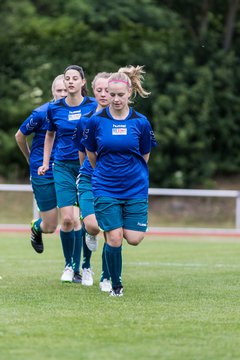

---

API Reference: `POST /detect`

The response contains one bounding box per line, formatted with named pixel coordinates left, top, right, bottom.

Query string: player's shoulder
left=87, top=108, right=109, bottom=126
left=31, top=101, right=50, bottom=119
left=78, top=110, right=96, bottom=128
left=83, top=109, right=95, bottom=119
left=46, top=99, right=67, bottom=120
left=48, top=98, right=64, bottom=109
left=129, top=108, right=148, bottom=123
left=82, top=97, right=98, bottom=114
left=83, top=96, right=97, bottom=107
left=33, top=101, right=50, bottom=113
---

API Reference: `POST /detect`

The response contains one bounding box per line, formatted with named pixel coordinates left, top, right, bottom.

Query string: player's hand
left=38, top=165, right=49, bottom=175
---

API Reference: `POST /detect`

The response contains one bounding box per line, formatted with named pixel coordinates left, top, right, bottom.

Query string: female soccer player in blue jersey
left=75, top=72, right=112, bottom=290
left=82, top=65, right=157, bottom=296
left=15, top=74, right=67, bottom=253
left=38, top=65, right=97, bottom=283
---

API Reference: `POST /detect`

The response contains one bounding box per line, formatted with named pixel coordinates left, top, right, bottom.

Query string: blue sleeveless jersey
left=20, top=102, right=55, bottom=178
left=82, top=107, right=157, bottom=199
left=47, top=97, right=97, bottom=161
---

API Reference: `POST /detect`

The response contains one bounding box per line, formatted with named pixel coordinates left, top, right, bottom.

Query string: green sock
left=72, top=229, right=83, bottom=273
left=100, top=243, right=110, bottom=282
left=105, top=244, right=122, bottom=288
left=60, top=229, right=74, bottom=267
left=82, top=229, right=92, bottom=269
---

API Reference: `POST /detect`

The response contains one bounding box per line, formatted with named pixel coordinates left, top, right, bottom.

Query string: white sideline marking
left=127, top=261, right=240, bottom=268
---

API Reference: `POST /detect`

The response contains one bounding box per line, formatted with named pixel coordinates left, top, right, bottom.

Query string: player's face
left=64, top=69, right=86, bottom=95
left=93, top=78, right=110, bottom=108
left=108, top=82, right=131, bottom=111
left=52, top=79, right=67, bottom=100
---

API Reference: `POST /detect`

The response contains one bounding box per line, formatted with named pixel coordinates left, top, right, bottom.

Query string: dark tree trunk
left=199, top=0, right=213, bottom=40
left=223, top=0, right=239, bottom=51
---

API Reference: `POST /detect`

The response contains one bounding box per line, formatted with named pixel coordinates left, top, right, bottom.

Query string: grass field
left=1, top=232, right=240, bottom=360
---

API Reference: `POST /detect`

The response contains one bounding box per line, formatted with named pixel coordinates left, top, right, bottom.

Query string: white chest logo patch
left=112, top=128, right=127, bottom=135
left=68, top=111, right=81, bottom=121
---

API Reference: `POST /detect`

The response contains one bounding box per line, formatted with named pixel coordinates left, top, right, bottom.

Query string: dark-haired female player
left=38, top=65, right=97, bottom=283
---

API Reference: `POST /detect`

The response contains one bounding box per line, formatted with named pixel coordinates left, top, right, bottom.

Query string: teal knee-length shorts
left=31, top=176, right=57, bottom=212
left=53, top=160, right=79, bottom=208
left=94, top=197, right=148, bottom=232
left=77, top=174, right=94, bottom=219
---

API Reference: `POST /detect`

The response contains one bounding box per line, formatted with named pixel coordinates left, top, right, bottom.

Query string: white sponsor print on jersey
left=112, top=127, right=127, bottom=135
left=68, top=110, right=81, bottom=121
left=112, top=123, right=127, bottom=135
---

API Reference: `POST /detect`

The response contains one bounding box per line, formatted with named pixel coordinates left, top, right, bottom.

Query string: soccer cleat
left=72, top=271, right=82, bottom=283
left=30, top=220, right=43, bottom=253
left=85, top=233, right=98, bottom=252
left=82, top=268, right=94, bottom=286
left=99, top=279, right=112, bottom=292
left=60, top=266, right=74, bottom=282
left=109, top=286, right=124, bottom=297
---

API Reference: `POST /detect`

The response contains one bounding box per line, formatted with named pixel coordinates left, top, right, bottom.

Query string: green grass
left=1, top=233, right=240, bottom=360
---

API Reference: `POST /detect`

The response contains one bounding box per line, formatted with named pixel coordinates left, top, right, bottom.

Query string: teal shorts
left=31, top=176, right=57, bottom=212
left=94, top=197, right=148, bottom=232
left=53, top=160, right=80, bottom=208
left=77, top=174, right=94, bottom=219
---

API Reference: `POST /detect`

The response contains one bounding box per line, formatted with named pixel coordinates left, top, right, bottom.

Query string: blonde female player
left=82, top=66, right=157, bottom=296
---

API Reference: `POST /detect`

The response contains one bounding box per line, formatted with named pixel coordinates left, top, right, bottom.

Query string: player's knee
left=62, top=216, right=74, bottom=229
left=43, top=223, right=57, bottom=233
left=127, top=239, right=140, bottom=246
left=107, top=233, right=122, bottom=247
left=126, top=235, right=144, bottom=246
left=84, top=222, right=99, bottom=236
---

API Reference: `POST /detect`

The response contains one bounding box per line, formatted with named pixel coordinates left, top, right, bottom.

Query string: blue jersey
left=20, top=102, right=55, bottom=178
left=82, top=107, right=157, bottom=199
left=47, top=97, right=97, bottom=161
left=73, top=110, right=95, bottom=177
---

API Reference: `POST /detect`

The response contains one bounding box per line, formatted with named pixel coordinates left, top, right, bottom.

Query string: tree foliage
left=0, top=0, right=240, bottom=187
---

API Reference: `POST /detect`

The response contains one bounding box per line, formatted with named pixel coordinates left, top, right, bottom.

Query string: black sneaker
left=109, top=286, right=124, bottom=297
left=72, top=272, right=82, bottom=283
left=31, top=221, right=44, bottom=253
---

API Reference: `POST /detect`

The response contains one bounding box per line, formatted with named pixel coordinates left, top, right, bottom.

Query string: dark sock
left=60, top=229, right=74, bottom=267
left=82, top=228, right=92, bottom=269
left=100, top=243, right=110, bottom=281
left=105, top=244, right=122, bottom=288
left=33, top=218, right=42, bottom=233
left=72, top=229, right=83, bottom=273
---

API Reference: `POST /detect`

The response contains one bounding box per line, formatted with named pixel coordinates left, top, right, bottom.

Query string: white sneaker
left=99, top=279, right=112, bottom=292
left=60, top=266, right=73, bottom=282
left=85, top=233, right=98, bottom=252
left=82, top=268, right=94, bottom=286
